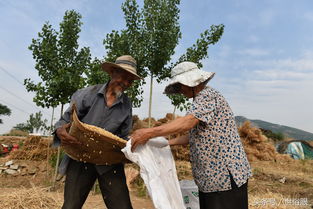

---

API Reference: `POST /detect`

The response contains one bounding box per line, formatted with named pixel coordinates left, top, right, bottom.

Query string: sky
left=0, top=0, right=313, bottom=134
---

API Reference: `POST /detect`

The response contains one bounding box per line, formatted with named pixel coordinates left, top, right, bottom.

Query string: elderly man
left=130, top=62, right=251, bottom=209
left=54, top=55, right=140, bottom=209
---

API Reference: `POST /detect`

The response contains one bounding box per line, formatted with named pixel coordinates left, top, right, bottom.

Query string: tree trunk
left=53, top=104, right=64, bottom=188
left=46, top=107, right=55, bottom=181
left=148, top=73, right=153, bottom=128
left=172, top=105, right=177, bottom=120
left=168, top=106, right=177, bottom=141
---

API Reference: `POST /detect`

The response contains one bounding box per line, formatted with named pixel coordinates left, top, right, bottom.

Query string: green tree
left=85, top=58, right=110, bottom=86
left=0, top=104, right=11, bottom=124
left=103, top=0, right=224, bottom=125
left=26, top=10, right=91, bottom=186
left=166, top=25, right=225, bottom=113
left=168, top=94, right=191, bottom=117
left=14, top=111, right=48, bottom=133
left=25, top=10, right=91, bottom=111
left=104, top=0, right=181, bottom=126
left=27, top=111, right=48, bottom=133
left=13, top=123, right=31, bottom=132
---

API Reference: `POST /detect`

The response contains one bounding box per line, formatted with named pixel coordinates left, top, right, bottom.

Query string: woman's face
left=180, top=84, right=193, bottom=98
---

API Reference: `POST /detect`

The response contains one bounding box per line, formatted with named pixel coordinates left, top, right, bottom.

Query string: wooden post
left=46, top=107, right=55, bottom=182
left=148, top=73, right=153, bottom=128
left=53, top=104, right=64, bottom=188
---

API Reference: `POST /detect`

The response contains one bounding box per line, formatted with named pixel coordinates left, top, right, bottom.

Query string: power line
left=0, top=99, right=30, bottom=115
left=0, top=65, right=52, bottom=118
left=0, top=84, right=40, bottom=110
left=0, top=85, right=53, bottom=118
left=0, top=66, right=24, bottom=86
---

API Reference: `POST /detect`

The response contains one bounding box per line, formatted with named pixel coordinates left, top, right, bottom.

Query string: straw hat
left=164, top=61, right=215, bottom=95
left=101, top=55, right=141, bottom=80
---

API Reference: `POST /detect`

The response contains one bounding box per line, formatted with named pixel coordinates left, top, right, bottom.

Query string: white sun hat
left=164, top=61, right=215, bottom=94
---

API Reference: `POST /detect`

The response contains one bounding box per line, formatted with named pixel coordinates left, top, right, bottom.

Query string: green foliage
left=177, top=25, right=225, bottom=67
left=49, top=149, right=65, bottom=168
left=13, top=123, right=31, bottom=132
left=261, top=128, right=285, bottom=142
left=103, top=0, right=181, bottom=107
left=85, top=58, right=110, bottom=86
left=13, top=111, right=48, bottom=133
left=0, top=103, right=11, bottom=124
left=26, top=10, right=91, bottom=108
left=104, top=0, right=224, bottom=111
left=132, top=174, right=148, bottom=197
left=168, top=94, right=191, bottom=112
left=163, top=25, right=225, bottom=111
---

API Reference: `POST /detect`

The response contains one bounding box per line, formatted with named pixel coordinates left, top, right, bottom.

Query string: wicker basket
left=62, top=104, right=128, bottom=165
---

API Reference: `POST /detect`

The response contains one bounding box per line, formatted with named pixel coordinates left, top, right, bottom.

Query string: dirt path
left=82, top=191, right=154, bottom=209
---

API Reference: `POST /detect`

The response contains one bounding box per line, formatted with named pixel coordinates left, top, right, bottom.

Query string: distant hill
left=235, top=116, right=313, bottom=141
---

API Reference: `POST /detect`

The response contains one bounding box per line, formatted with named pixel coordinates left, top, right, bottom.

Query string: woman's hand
left=130, top=128, right=152, bottom=152
left=169, top=135, right=189, bottom=146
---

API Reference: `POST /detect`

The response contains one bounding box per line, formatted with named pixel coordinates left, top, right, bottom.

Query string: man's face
left=110, top=68, right=135, bottom=93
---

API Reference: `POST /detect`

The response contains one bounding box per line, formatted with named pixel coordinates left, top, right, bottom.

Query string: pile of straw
left=0, top=187, right=61, bottom=209
left=175, top=160, right=193, bottom=180
left=171, top=145, right=190, bottom=161
left=132, top=113, right=175, bottom=132
left=9, top=136, right=54, bottom=161
left=239, top=121, right=278, bottom=161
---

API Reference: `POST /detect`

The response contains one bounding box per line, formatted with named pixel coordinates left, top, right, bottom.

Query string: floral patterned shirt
left=187, top=86, right=252, bottom=192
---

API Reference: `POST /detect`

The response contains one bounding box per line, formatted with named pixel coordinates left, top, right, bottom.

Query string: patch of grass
left=252, top=167, right=264, bottom=176
left=132, top=175, right=148, bottom=197
left=298, top=181, right=312, bottom=188
left=18, top=141, right=24, bottom=148
left=49, top=149, right=65, bottom=168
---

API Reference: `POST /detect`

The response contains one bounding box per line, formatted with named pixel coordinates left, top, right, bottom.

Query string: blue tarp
left=284, top=141, right=313, bottom=160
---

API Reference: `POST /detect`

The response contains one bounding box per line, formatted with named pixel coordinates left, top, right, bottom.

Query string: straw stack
left=9, top=136, right=54, bottom=161
left=239, top=121, right=278, bottom=161
left=0, top=187, right=61, bottom=209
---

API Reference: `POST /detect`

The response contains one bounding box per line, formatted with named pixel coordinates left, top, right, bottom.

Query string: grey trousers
left=62, top=160, right=133, bottom=209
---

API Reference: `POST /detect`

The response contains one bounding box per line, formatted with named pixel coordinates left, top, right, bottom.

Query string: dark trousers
left=199, top=176, right=248, bottom=209
left=62, top=160, right=133, bottom=209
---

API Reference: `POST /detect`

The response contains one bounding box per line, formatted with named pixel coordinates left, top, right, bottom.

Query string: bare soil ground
left=1, top=136, right=313, bottom=209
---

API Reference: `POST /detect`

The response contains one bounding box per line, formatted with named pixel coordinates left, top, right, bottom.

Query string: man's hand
left=56, top=123, right=81, bottom=146
left=130, top=128, right=153, bottom=152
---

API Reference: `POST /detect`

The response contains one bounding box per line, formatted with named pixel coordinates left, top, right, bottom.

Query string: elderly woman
left=130, top=62, right=251, bottom=209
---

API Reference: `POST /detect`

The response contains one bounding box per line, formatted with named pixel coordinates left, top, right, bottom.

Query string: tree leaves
left=103, top=0, right=181, bottom=108
left=165, top=24, right=225, bottom=111
left=103, top=1, right=224, bottom=112
left=13, top=111, right=48, bottom=133
left=0, top=103, right=11, bottom=124
left=26, top=10, right=91, bottom=108
left=178, top=24, right=225, bottom=68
